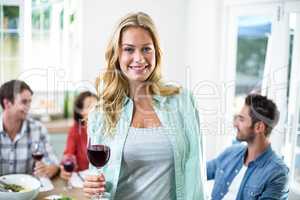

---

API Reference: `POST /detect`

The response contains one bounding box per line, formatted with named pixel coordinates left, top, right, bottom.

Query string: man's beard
left=236, top=129, right=255, bottom=143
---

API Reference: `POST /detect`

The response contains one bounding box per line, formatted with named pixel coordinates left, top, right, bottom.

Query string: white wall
left=185, top=0, right=224, bottom=160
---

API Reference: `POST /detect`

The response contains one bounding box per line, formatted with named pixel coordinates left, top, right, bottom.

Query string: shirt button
left=226, top=182, right=230, bottom=186
left=220, top=170, right=224, bottom=173
left=235, top=169, right=239, bottom=173
left=220, top=192, right=224, bottom=196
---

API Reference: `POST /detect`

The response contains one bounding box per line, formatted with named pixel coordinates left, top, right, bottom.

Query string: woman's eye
left=143, top=47, right=152, bottom=53
left=124, top=47, right=134, bottom=53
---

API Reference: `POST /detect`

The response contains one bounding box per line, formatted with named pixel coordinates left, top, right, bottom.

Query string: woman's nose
left=134, top=51, right=146, bottom=64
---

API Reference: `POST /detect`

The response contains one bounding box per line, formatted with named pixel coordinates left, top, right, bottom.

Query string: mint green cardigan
left=88, top=89, right=206, bottom=200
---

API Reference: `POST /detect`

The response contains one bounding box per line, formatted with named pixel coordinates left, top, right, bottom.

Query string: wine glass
left=87, top=136, right=110, bottom=200
left=61, top=154, right=76, bottom=190
left=31, top=141, right=45, bottom=188
left=31, top=141, right=45, bottom=162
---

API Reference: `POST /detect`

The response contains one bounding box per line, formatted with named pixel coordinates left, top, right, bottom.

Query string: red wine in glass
left=87, top=145, right=110, bottom=168
left=63, top=160, right=75, bottom=172
left=31, top=141, right=45, bottom=162
left=32, top=152, right=44, bottom=161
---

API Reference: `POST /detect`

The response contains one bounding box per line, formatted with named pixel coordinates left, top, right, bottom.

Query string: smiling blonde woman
left=83, top=12, right=206, bottom=200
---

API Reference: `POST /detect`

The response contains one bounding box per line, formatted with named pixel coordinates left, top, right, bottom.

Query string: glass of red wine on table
left=87, top=135, right=111, bottom=200
left=61, top=154, right=76, bottom=190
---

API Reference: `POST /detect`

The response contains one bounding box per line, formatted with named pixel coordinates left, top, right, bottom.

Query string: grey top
left=114, top=127, right=176, bottom=200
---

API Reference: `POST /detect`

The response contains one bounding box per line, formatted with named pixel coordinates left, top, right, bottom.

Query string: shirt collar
left=124, top=96, right=130, bottom=105
left=153, top=95, right=167, bottom=104
left=19, top=120, right=27, bottom=135
left=245, top=145, right=273, bottom=167
left=123, top=94, right=167, bottom=106
left=0, top=113, right=28, bottom=137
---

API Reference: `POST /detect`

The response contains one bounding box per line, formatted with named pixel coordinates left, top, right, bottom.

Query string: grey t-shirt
left=115, top=127, right=176, bottom=200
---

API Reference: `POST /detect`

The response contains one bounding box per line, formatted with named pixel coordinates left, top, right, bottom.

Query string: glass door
left=285, top=1, right=300, bottom=196
left=221, top=3, right=283, bottom=148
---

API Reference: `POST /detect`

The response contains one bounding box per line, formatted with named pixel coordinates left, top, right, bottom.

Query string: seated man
left=207, top=94, right=289, bottom=200
left=0, top=80, right=59, bottom=178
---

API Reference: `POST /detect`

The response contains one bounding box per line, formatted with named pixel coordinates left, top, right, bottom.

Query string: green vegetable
left=4, top=183, right=24, bottom=192
left=57, top=196, right=74, bottom=200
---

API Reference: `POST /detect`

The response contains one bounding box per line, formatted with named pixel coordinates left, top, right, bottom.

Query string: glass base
left=91, top=192, right=110, bottom=200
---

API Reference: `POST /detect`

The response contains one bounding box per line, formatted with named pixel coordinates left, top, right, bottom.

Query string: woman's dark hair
left=0, top=80, right=33, bottom=109
left=73, top=91, right=97, bottom=124
left=245, top=94, right=280, bottom=136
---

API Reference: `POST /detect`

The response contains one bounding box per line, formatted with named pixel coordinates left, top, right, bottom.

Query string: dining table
left=37, top=176, right=88, bottom=200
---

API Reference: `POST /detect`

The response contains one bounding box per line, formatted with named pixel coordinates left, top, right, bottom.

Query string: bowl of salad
left=0, top=174, right=40, bottom=200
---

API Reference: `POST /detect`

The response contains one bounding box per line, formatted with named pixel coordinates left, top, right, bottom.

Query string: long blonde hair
left=96, top=12, right=180, bottom=135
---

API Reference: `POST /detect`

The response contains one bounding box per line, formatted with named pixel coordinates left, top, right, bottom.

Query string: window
left=223, top=1, right=300, bottom=196
left=1, top=0, right=80, bottom=90
left=0, top=3, right=21, bottom=82
left=285, top=1, right=300, bottom=193
left=235, top=16, right=271, bottom=111
left=0, top=0, right=81, bottom=116
left=25, top=0, right=65, bottom=91
left=220, top=3, right=282, bottom=147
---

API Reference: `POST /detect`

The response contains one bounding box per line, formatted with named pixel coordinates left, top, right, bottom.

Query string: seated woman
left=60, top=91, right=97, bottom=181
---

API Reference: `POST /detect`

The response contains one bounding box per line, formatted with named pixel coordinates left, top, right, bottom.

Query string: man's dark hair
left=0, top=80, right=33, bottom=109
left=245, top=94, right=279, bottom=136
left=73, top=91, right=98, bottom=124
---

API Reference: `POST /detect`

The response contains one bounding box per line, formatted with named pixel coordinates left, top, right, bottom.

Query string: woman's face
left=81, top=96, right=97, bottom=120
left=118, top=27, right=156, bottom=86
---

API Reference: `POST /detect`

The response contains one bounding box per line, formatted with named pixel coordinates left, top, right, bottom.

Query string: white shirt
left=222, top=165, right=248, bottom=200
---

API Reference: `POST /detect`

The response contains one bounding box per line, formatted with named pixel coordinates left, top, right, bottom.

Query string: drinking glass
left=61, top=154, right=76, bottom=190
left=31, top=141, right=45, bottom=187
left=87, top=136, right=110, bottom=200
left=31, top=141, right=45, bottom=162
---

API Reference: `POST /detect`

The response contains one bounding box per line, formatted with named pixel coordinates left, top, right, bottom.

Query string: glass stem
left=91, top=167, right=104, bottom=200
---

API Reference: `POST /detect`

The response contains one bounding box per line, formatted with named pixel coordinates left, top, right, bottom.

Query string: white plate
left=0, top=174, right=40, bottom=200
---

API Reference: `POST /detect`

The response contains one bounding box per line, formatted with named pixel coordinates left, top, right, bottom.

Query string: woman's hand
left=60, top=165, right=72, bottom=181
left=33, top=161, right=59, bottom=178
left=83, top=174, right=106, bottom=198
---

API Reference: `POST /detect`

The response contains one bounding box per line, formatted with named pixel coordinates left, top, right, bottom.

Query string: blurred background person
left=60, top=91, right=97, bottom=181
left=0, top=80, right=59, bottom=178
left=207, top=94, right=289, bottom=200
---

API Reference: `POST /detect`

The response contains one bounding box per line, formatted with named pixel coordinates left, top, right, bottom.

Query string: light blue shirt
left=207, top=144, right=289, bottom=200
left=88, top=89, right=206, bottom=200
